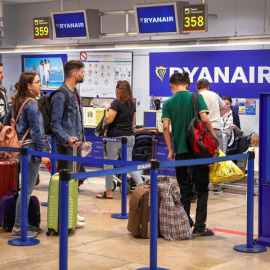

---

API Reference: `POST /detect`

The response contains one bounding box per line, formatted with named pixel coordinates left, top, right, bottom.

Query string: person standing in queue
left=96, top=80, right=144, bottom=199
left=196, top=78, right=227, bottom=195
left=221, top=95, right=241, bottom=155
left=162, top=72, right=216, bottom=236
left=11, top=72, right=49, bottom=238
left=0, top=62, right=9, bottom=129
left=50, top=60, right=87, bottom=228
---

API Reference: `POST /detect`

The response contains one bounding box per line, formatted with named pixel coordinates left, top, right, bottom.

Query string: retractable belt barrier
left=1, top=146, right=266, bottom=270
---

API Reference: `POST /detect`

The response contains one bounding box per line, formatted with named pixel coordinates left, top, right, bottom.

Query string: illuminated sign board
left=134, top=2, right=187, bottom=36
left=52, top=11, right=88, bottom=39
left=182, top=4, right=208, bottom=33
left=33, top=17, right=51, bottom=41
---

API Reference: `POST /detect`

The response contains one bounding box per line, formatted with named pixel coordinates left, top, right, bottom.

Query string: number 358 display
left=33, top=17, right=51, bottom=40
left=182, top=4, right=208, bottom=33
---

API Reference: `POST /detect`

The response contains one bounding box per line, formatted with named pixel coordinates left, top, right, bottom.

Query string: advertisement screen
left=52, top=11, right=88, bottom=39
left=135, top=4, right=178, bottom=35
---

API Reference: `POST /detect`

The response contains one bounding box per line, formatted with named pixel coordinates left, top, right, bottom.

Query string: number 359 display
left=182, top=4, right=208, bottom=33
left=33, top=17, right=51, bottom=40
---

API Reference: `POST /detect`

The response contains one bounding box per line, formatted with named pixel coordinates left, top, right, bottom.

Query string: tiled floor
left=0, top=168, right=268, bottom=270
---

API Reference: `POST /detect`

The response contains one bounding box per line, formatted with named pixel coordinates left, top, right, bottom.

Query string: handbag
left=0, top=98, right=34, bottom=157
left=95, top=114, right=108, bottom=137
left=209, top=150, right=244, bottom=184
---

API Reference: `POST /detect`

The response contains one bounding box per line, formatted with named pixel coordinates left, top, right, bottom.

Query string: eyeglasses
left=32, top=80, right=41, bottom=84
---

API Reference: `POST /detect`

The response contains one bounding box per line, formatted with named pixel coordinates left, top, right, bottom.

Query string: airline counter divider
left=255, top=93, right=270, bottom=247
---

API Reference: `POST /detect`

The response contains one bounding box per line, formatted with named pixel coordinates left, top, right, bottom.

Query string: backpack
left=0, top=98, right=34, bottom=157
left=38, top=88, right=69, bottom=135
left=158, top=176, right=192, bottom=241
left=187, top=93, right=219, bottom=159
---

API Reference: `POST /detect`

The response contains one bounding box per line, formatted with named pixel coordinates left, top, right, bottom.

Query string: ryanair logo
left=139, top=17, right=174, bottom=24
left=56, top=23, right=85, bottom=29
left=155, top=66, right=168, bottom=82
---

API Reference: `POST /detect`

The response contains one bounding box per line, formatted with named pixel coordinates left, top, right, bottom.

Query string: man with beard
left=51, top=60, right=87, bottom=228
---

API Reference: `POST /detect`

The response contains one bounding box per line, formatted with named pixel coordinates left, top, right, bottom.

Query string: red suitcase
left=0, top=159, right=18, bottom=199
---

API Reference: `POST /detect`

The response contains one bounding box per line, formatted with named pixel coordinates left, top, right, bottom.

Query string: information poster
left=235, top=99, right=246, bottom=115
left=245, top=99, right=256, bottom=115
left=80, top=52, right=132, bottom=97
left=83, top=107, right=95, bottom=126
left=95, top=108, right=105, bottom=126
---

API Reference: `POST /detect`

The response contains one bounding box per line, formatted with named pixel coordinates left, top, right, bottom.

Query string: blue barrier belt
left=0, top=147, right=21, bottom=153
left=27, top=149, right=148, bottom=167
left=159, top=153, right=249, bottom=168
left=71, top=163, right=151, bottom=180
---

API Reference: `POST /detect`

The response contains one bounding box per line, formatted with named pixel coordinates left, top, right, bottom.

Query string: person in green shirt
left=162, top=72, right=216, bottom=236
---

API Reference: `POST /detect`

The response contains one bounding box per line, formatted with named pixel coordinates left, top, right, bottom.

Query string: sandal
left=96, top=191, right=113, bottom=199
left=193, top=228, right=214, bottom=236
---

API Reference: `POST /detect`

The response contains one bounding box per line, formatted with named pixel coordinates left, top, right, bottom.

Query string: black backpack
left=38, top=88, right=69, bottom=135
left=187, top=93, right=219, bottom=158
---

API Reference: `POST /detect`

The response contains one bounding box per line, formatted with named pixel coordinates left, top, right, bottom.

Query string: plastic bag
left=209, top=150, right=244, bottom=184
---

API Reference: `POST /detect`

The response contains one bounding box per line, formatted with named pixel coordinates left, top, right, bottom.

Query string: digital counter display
left=182, top=4, right=208, bottom=33
left=33, top=17, right=51, bottom=40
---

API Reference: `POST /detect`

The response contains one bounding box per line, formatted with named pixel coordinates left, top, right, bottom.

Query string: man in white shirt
left=44, top=59, right=51, bottom=88
left=37, top=61, right=44, bottom=87
left=196, top=78, right=227, bottom=194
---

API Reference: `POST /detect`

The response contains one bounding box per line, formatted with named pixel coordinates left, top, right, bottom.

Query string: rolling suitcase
left=47, top=143, right=78, bottom=236
left=0, top=159, right=41, bottom=232
left=0, top=159, right=18, bottom=199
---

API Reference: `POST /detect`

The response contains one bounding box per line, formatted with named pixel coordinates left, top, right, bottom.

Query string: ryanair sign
left=150, top=50, right=270, bottom=98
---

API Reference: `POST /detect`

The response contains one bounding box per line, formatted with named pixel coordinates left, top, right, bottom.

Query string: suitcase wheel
left=46, top=229, right=55, bottom=236
left=112, top=180, right=117, bottom=191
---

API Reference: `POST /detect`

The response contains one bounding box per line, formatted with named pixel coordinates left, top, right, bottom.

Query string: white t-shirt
left=221, top=110, right=233, bottom=135
left=200, top=90, right=225, bottom=130
left=44, top=63, right=50, bottom=75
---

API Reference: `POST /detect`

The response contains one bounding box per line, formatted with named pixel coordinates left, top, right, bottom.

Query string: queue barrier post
left=59, top=169, right=70, bottom=270
left=42, top=137, right=57, bottom=207
left=233, top=151, right=267, bottom=253
left=112, top=137, right=129, bottom=219
left=138, top=160, right=168, bottom=270
left=8, top=148, right=40, bottom=246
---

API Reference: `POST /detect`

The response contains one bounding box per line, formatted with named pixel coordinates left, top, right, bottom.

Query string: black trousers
left=175, top=153, right=209, bottom=232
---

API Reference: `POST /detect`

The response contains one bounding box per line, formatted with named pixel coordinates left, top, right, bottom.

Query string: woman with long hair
left=11, top=72, right=49, bottom=238
left=96, top=80, right=143, bottom=199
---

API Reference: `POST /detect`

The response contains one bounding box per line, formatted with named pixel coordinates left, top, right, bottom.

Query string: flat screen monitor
left=134, top=2, right=180, bottom=36
left=51, top=10, right=89, bottom=40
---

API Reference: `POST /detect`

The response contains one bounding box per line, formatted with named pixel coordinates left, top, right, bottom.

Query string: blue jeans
left=14, top=157, right=40, bottom=228
left=104, top=136, right=143, bottom=190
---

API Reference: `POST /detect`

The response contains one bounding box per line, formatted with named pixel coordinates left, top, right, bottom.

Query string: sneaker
left=76, top=221, right=84, bottom=228
left=12, top=228, right=38, bottom=238
left=213, top=188, right=223, bottom=195
left=27, top=225, right=43, bottom=234
left=77, top=215, right=85, bottom=222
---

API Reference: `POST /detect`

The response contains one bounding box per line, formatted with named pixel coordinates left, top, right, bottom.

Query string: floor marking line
left=208, top=203, right=258, bottom=215
left=212, top=228, right=258, bottom=237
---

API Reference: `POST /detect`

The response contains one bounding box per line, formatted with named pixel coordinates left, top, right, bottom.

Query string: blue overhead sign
left=135, top=3, right=179, bottom=35
left=52, top=11, right=88, bottom=39
left=150, top=50, right=270, bottom=98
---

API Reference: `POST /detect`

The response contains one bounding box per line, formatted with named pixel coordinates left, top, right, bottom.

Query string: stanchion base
left=137, top=267, right=169, bottom=270
left=41, top=202, right=48, bottom=206
left=111, top=213, right=129, bottom=219
left=8, top=238, right=40, bottom=246
left=233, top=244, right=267, bottom=253
left=255, top=237, right=270, bottom=247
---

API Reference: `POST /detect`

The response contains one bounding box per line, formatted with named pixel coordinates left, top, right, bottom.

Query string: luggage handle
left=134, top=127, right=159, bottom=136
left=72, top=140, right=79, bottom=175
